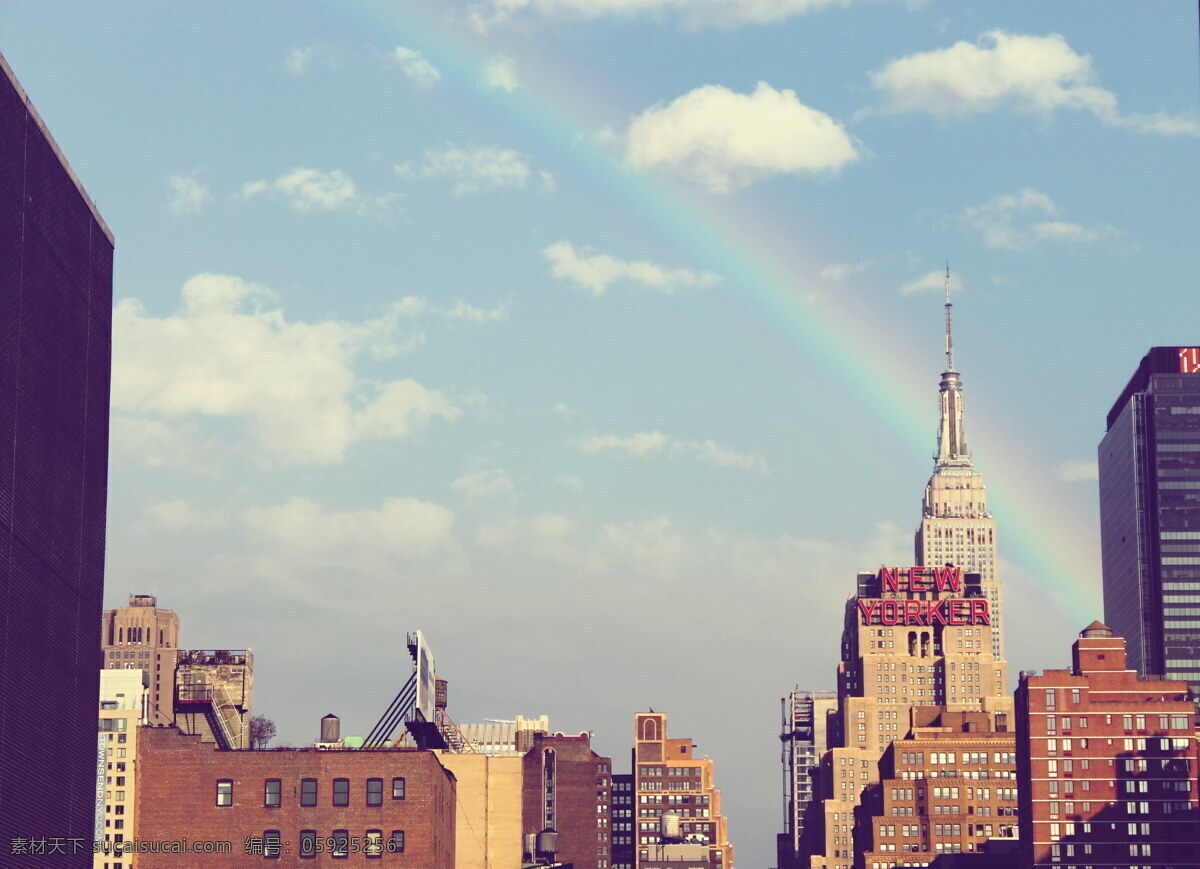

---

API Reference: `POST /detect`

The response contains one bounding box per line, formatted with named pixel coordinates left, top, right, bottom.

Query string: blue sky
left=4, top=1, right=1198, bottom=864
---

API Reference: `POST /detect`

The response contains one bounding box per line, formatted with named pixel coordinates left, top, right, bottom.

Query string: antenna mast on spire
left=944, top=262, right=955, bottom=372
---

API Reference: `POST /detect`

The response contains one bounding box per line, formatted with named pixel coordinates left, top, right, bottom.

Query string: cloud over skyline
left=625, top=82, right=860, bottom=193
left=543, top=242, right=719, bottom=296
left=868, top=30, right=1200, bottom=135
left=112, top=274, right=461, bottom=466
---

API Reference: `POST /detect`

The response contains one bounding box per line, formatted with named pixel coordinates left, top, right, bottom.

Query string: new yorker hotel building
left=809, top=566, right=1012, bottom=869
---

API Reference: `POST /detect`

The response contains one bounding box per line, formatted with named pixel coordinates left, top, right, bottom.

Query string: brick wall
left=135, top=727, right=455, bottom=867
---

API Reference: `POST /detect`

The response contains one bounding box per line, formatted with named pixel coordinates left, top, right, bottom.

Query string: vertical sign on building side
left=94, top=734, right=107, bottom=842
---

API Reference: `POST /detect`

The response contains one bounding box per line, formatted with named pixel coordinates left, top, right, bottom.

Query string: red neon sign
left=1180, top=348, right=1200, bottom=374
left=860, top=566, right=990, bottom=626
left=879, top=566, right=962, bottom=593
left=858, top=597, right=990, bottom=626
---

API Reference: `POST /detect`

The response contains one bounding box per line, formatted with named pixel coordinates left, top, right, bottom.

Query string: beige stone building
left=96, top=669, right=148, bottom=867
left=101, top=595, right=179, bottom=725
left=435, top=752, right=525, bottom=869
left=633, top=712, right=734, bottom=868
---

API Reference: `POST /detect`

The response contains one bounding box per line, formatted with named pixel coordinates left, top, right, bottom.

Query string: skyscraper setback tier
left=857, top=708, right=1019, bottom=867
left=1098, top=345, right=1200, bottom=695
left=0, top=49, right=114, bottom=859
left=914, top=273, right=1002, bottom=663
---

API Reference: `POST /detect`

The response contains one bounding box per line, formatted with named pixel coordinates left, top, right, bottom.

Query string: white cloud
left=899, top=269, right=964, bottom=296
left=242, top=497, right=458, bottom=601
left=575, top=431, right=767, bottom=472
left=868, top=30, right=1200, bottom=136
left=393, top=46, right=441, bottom=89
left=577, top=431, right=670, bottom=457
left=240, top=168, right=400, bottom=214
left=167, top=172, right=211, bottom=216
left=958, top=188, right=1121, bottom=251
left=396, top=145, right=533, bottom=195
left=468, top=0, right=852, bottom=31
left=1056, top=460, right=1098, bottom=482
left=543, top=242, right=719, bottom=296
left=285, top=44, right=341, bottom=76
left=554, top=475, right=586, bottom=491
left=388, top=296, right=510, bottom=323
left=624, top=82, right=859, bottom=193
left=539, top=171, right=556, bottom=192
left=112, top=274, right=460, bottom=466
left=140, top=500, right=227, bottom=531
left=452, top=466, right=517, bottom=500
left=483, top=54, right=519, bottom=92
left=109, top=416, right=211, bottom=469
left=275, top=168, right=359, bottom=211
left=286, top=45, right=317, bottom=75
left=820, top=260, right=874, bottom=281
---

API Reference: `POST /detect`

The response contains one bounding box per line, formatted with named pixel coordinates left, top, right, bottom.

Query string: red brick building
left=857, top=708, right=1017, bottom=869
left=134, top=726, right=455, bottom=867
left=1016, top=622, right=1200, bottom=868
left=522, top=732, right=612, bottom=869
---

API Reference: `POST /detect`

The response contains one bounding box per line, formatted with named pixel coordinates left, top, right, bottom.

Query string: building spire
left=944, top=262, right=955, bottom=373
left=935, top=262, right=969, bottom=467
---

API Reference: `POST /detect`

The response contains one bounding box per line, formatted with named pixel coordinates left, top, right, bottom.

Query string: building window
left=263, top=830, right=281, bottom=859
left=365, top=830, right=383, bottom=858
left=333, top=778, right=350, bottom=807
left=264, top=779, right=281, bottom=807
left=367, top=778, right=383, bottom=806
left=389, top=831, right=405, bottom=854
left=392, top=777, right=406, bottom=799
left=332, top=830, right=349, bottom=859
left=216, top=779, right=233, bottom=807
left=299, top=830, right=317, bottom=859
left=301, top=778, right=318, bottom=807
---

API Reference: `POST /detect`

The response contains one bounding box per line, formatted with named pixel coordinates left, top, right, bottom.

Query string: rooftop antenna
left=944, top=261, right=955, bottom=372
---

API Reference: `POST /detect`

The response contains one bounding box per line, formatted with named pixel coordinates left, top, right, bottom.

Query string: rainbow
left=315, top=0, right=1100, bottom=624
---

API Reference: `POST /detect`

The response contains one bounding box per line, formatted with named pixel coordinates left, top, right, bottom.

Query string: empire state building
left=914, top=269, right=1005, bottom=674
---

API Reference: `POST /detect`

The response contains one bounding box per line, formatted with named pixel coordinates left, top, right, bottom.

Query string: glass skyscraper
left=1099, top=346, right=1200, bottom=694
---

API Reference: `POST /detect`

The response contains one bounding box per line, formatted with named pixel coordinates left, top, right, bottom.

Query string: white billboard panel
left=414, top=630, right=437, bottom=722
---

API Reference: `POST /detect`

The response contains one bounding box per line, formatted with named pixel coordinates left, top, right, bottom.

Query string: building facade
left=1098, top=345, right=1200, bottom=695
left=521, top=732, right=612, bottom=869
left=632, top=712, right=734, bottom=869
left=96, top=671, right=149, bottom=868
left=808, top=567, right=1012, bottom=869
left=857, top=708, right=1017, bottom=869
left=779, top=690, right=838, bottom=868
left=135, top=726, right=456, bottom=867
left=1015, top=621, right=1200, bottom=868
left=0, top=48, right=114, bottom=859
left=457, top=715, right=550, bottom=756
left=101, top=595, right=180, bottom=725
left=174, top=648, right=254, bottom=750
left=913, top=273, right=1002, bottom=664
left=612, top=773, right=635, bottom=869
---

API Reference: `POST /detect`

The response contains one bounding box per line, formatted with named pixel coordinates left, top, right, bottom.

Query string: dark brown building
left=0, top=48, right=114, bottom=862
left=135, top=726, right=455, bottom=867
left=1016, top=621, right=1200, bottom=868
left=522, top=732, right=612, bottom=869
